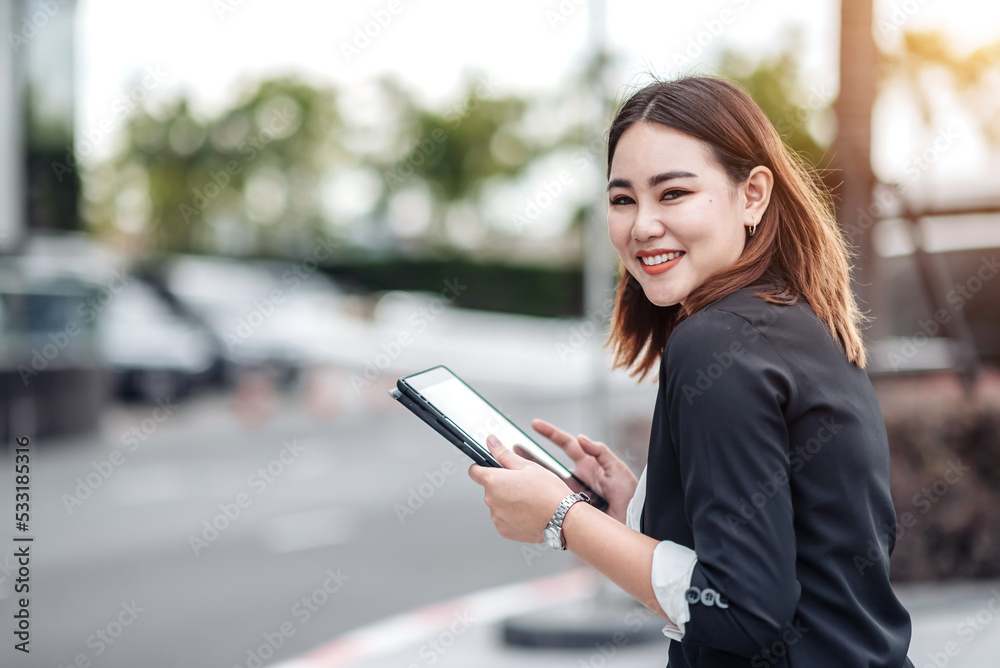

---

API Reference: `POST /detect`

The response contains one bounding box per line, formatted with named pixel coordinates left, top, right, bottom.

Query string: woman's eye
left=662, top=189, right=689, bottom=201
left=610, top=195, right=634, bottom=206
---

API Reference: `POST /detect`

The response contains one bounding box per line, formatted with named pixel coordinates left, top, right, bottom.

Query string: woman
left=468, top=76, right=915, bottom=667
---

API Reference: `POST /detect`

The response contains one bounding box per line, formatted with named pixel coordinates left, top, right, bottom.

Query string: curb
left=271, top=568, right=595, bottom=668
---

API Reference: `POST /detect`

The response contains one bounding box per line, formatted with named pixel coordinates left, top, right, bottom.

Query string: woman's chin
left=637, top=280, right=690, bottom=308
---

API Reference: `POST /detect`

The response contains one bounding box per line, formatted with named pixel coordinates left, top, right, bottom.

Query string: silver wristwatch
left=543, top=492, right=590, bottom=550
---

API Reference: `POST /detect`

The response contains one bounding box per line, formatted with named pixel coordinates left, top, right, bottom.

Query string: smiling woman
left=468, top=76, right=916, bottom=668
left=605, top=77, right=864, bottom=381
left=606, top=122, right=772, bottom=310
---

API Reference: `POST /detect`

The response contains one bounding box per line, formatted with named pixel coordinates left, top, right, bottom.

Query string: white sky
left=74, top=0, right=1000, bottom=195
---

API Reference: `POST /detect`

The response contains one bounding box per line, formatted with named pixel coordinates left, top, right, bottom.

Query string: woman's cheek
left=608, top=219, right=633, bottom=261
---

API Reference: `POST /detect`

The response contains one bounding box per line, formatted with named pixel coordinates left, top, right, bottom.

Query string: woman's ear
left=744, top=165, right=774, bottom=227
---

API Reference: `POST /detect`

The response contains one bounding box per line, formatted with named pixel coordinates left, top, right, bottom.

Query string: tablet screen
left=404, top=367, right=572, bottom=481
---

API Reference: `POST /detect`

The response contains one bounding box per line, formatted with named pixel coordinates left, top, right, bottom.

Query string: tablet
left=390, top=365, right=608, bottom=510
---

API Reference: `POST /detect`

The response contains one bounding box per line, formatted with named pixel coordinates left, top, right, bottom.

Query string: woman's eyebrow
left=647, top=170, right=697, bottom=187
left=606, top=171, right=698, bottom=192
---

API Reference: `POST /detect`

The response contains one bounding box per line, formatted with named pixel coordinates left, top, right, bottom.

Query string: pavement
left=6, top=296, right=997, bottom=667
left=273, top=569, right=1000, bottom=668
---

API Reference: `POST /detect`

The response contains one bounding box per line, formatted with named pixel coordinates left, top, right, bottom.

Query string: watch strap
left=547, top=492, right=590, bottom=550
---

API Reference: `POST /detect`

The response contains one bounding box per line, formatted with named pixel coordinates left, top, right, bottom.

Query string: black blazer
left=641, top=286, right=914, bottom=668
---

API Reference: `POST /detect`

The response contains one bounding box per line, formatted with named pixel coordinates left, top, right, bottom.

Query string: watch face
left=543, top=526, right=561, bottom=549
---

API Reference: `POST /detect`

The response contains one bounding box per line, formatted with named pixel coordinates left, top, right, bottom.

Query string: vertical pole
left=835, top=0, right=881, bottom=338
left=585, top=0, right=622, bottom=611
left=0, top=0, right=26, bottom=253
left=584, top=0, right=613, bottom=442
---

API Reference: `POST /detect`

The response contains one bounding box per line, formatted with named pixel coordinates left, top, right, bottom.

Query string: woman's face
left=607, top=121, right=764, bottom=307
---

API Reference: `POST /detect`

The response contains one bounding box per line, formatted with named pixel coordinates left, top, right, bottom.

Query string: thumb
left=486, top=435, right=525, bottom=469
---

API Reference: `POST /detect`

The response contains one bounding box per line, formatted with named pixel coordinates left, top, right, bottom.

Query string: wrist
left=543, top=492, right=590, bottom=550
left=559, top=497, right=594, bottom=551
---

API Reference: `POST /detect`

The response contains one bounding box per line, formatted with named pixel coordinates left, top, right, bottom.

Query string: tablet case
left=389, top=387, right=502, bottom=468
left=389, top=370, right=608, bottom=511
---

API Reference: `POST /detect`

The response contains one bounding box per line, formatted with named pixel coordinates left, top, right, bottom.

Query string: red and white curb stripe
left=271, top=568, right=596, bottom=668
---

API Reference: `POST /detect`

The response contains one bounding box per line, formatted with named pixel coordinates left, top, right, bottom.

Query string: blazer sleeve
left=662, top=309, right=800, bottom=657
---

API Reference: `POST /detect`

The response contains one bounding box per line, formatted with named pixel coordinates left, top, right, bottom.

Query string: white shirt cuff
left=651, top=540, right=698, bottom=640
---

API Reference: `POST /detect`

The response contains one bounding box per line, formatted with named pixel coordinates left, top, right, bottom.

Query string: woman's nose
left=632, top=203, right=666, bottom=242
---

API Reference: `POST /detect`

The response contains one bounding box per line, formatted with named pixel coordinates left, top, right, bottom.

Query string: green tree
left=86, top=77, right=343, bottom=257
left=719, top=33, right=834, bottom=170
left=370, top=74, right=538, bottom=252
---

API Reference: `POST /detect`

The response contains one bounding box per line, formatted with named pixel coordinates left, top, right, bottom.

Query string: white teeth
left=640, top=251, right=685, bottom=266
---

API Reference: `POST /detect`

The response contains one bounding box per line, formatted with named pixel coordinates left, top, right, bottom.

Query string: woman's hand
left=468, top=436, right=572, bottom=543
left=531, top=419, right=638, bottom=524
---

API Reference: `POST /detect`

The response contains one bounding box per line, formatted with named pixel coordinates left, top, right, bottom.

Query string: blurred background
left=1, top=0, right=999, bottom=666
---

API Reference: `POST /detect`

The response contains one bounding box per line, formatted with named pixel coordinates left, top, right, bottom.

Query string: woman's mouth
left=637, top=250, right=685, bottom=276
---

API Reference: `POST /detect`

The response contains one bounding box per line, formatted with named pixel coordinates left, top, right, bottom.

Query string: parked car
left=97, top=279, right=219, bottom=401
left=144, top=255, right=362, bottom=386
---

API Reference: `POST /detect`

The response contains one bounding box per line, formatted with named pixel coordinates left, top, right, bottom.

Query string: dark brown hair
left=606, top=76, right=865, bottom=379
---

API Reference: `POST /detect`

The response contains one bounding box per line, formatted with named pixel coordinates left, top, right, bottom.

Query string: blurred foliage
left=25, top=74, right=80, bottom=232
left=366, top=75, right=542, bottom=249
left=85, top=74, right=553, bottom=258
left=85, top=77, right=343, bottom=256
left=28, top=147, right=79, bottom=233
left=83, top=42, right=843, bottom=265
left=394, top=86, right=531, bottom=201
left=720, top=32, right=834, bottom=170
left=883, top=32, right=1000, bottom=145
left=327, top=259, right=583, bottom=318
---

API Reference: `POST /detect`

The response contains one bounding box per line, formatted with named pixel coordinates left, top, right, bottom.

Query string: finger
left=531, top=419, right=586, bottom=461
left=578, top=434, right=617, bottom=468
left=486, top=435, right=526, bottom=470
left=468, top=462, right=488, bottom=486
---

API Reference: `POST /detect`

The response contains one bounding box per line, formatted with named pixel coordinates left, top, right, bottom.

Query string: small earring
left=749, top=219, right=758, bottom=237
